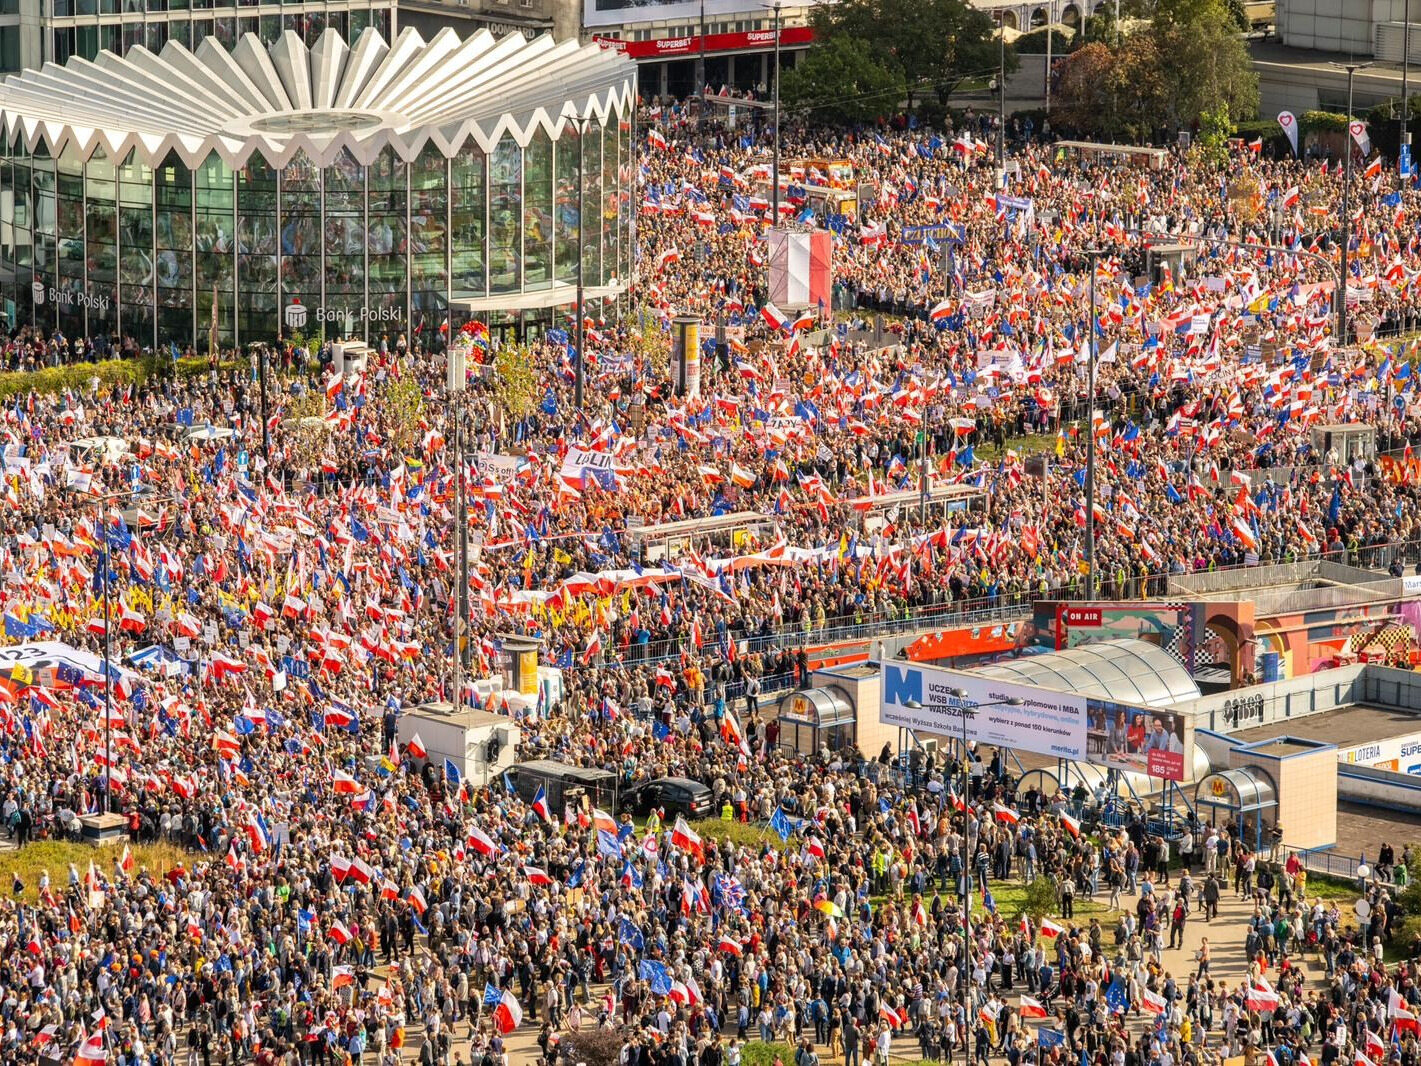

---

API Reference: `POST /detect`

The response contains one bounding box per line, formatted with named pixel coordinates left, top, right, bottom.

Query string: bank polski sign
left=285, top=301, right=399, bottom=330
left=32, top=282, right=110, bottom=313
left=880, top=661, right=1087, bottom=760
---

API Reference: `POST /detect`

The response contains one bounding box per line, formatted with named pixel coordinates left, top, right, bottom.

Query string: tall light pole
left=447, top=349, right=467, bottom=708
left=1404, top=0, right=1412, bottom=173
left=771, top=2, right=782, bottom=223
left=83, top=488, right=172, bottom=813
left=905, top=691, right=1024, bottom=1005
left=1337, top=62, right=1369, bottom=345
left=696, top=0, right=707, bottom=120
left=1084, top=247, right=1102, bottom=601
left=574, top=111, right=590, bottom=412
left=997, top=16, right=1006, bottom=170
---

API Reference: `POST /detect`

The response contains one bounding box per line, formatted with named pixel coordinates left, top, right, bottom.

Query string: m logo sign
left=284, top=301, right=308, bottom=329
left=31, top=281, right=44, bottom=305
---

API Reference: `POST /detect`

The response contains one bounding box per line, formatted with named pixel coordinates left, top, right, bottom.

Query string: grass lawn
left=0, top=839, right=191, bottom=902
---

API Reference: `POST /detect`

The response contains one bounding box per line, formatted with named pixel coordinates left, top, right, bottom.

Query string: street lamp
left=573, top=109, right=593, bottom=412
left=447, top=349, right=469, bottom=707
left=903, top=690, right=1025, bottom=1006
left=995, top=15, right=1006, bottom=170
left=1404, top=0, right=1412, bottom=173
left=1334, top=62, right=1371, bottom=346
left=82, top=488, right=173, bottom=814
left=760, top=2, right=783, bottom=223
left=1083, top=247, right=1103, bottom=601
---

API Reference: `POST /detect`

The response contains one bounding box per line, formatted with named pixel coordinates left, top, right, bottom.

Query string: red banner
left=594, top=26, right=813, bottom=59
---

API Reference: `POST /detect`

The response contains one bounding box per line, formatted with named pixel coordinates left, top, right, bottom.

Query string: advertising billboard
left=1085, top=698, right=1189, bottom=781
left=595, top=27, right=813, bottom=56
left=880, top=661, right=1192, bottom=781
left=880, top=662, right=1087, bottom=761
left=585, top=0, right=774, bottom=30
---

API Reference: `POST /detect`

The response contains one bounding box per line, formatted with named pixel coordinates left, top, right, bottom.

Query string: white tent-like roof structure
left=0, top=26, right=637, bottom=170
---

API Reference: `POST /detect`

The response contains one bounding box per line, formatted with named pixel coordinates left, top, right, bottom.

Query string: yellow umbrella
left=815, top=899, right=844, bottom=918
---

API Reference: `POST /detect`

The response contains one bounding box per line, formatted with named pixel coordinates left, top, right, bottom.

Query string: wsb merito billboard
left=880, top=662, right=1189, bottom=781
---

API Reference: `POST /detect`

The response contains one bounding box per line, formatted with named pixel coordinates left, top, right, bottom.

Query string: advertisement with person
left=1086, top=698, right=1189, bottom=780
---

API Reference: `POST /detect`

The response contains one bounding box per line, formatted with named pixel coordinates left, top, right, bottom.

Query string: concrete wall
left=1338, top=761, right=1421, bottom=810
left=1277, top=0, right=1374, bottom=52
left=1184, top=664, right=1366, bottom=734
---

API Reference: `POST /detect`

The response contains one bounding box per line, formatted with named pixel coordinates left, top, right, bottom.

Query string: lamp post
left=83, top=488, right=173, bottom=814
left=1335, top=62, right=1370, bottom=346
left=447, top=350, right=468, bottom=707
left=904, top=691, right=1024, bottom=1005
left=1084, top=247, right=1103, bottom=601
left=1404, top=0, right=1412, bottom=170
left=770, top=2, right=783, bottom=223
left=997, top=16, right=1006, bottom=171
left=574, top=110, right=591, bottom=412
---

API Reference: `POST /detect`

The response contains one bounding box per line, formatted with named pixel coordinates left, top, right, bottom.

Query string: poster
left=1085, top=698, right=1189, bottom=781
left=880, top=662, right=1087, bottom=761
left=879, top=660, right=1192, bottom=781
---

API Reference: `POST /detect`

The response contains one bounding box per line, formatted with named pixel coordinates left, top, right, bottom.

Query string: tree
left=367, top=373, right=425, bottom=454
left=781, top=35, right=908, bottom=124
left=1053, top=0, right=1255, bottom=139
left=810, top=0, right=1003, bottom=111
left=492, top=344, right=539, bottom=422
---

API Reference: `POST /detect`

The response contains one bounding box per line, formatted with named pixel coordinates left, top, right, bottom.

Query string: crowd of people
left=0, top=95, right=1413, bottom=1066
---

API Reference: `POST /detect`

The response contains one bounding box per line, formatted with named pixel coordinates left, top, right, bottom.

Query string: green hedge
left=1301, top=110, right=1348, bottom=134
left=741, top=1043, right=796, bottom=1066
left=0, top=355, right=242, bottom=401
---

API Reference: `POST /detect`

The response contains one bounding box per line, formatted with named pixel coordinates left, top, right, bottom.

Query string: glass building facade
left=0, top=28, right=637, bottom=349
left=0, top=122, right=633, bottom=349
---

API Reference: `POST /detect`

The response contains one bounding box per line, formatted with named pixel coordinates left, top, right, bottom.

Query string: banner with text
left=880, top=662, right=1086, bottom=761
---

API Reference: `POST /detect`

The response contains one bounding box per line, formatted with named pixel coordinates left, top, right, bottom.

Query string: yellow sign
left=518, top=649, right=538, bottom=697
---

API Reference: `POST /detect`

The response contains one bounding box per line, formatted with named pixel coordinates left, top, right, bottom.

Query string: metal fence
left=1283, top=846, right=1365, bottom=881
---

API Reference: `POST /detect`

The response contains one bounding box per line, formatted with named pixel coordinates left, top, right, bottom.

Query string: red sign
left=595, top=26, right=812, bottom=59
left=1061, top=606, right=1102, bottom=627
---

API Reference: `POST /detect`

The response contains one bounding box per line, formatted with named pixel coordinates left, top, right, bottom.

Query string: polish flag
left=1039, top=917, right=1065, bottom=938
left=531, top=785, right=551, bottom=822
left=524, top=865, right=553, bottom=886
left=717, top=935, right=743, bottom=956
left=348, top=857, right=374, bottom=885
left=1140, top=988, right=1168, bottom=1014
left=467, top=824, right=499, bottom=856
left=406, top=733, right=427, bottom=759
left=1394, top=1008, right=1420, bottom=1036
left=492, top=989, right=523, bottom=1034
left=331, top=769, right=361, bottom=794
left=1019, top=995, right=1049, bottom=1019
left=408, top=885, right=428, bottom=914
left=992, top=803, right=1019, bottom=824
left=326, top=920, right=352, bottom=945
left=1059, top=811, right=1081, bottom=838
left=330, top=855, right=352, bottom=882
left=1245, top=985, right=1280, bottom=1012
left=671, top=816, right=704, bottom=860
left=119, top=845, right=135, bottom=873
left=760, top=301, right=788, bottom=332
left=332, top=964, right=356, bottom=989
left=75, top=1030, right=107, bottom=1063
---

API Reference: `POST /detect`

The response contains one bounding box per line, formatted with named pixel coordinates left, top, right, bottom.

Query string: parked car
left=623, top=776, right=714, bottom=820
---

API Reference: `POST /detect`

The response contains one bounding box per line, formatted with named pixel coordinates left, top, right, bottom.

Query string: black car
left=625, top=776, right=715, bottom=820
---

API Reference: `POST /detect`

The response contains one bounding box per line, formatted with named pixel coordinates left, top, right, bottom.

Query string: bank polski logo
left=31, top=281, right=44, bottom=305
left=284, top=301, right=308, bottom=329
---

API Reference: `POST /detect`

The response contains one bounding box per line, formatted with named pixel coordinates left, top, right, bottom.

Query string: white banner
left=1276, top=111, right=1298, bottom=157
left=1350, top=120, right=1371, bottom=157
left=880, top=661, right=1087, bottom=760
left=0, top=641, right=139, bottom=683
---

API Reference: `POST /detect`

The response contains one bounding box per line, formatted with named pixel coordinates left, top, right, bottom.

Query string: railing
left=1283, top=846, right=1364, bottom=882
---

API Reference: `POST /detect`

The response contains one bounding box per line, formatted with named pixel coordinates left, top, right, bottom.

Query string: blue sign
left=899, top=223, right=966, bottom=246
left=1403, top=143, right=1413, bottom=178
